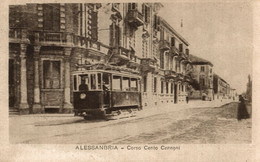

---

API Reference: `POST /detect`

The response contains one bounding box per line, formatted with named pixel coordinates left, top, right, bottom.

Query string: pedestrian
left=186, top=95, right=189, bottom=104
left=237, top=95, right=250, bottom=121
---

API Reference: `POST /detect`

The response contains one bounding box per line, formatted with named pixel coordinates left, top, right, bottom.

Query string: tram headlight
left=80, top=93, right=86, bottom=99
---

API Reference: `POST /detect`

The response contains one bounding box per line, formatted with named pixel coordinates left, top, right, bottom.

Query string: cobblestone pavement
left=9, top=100, right=251, bottom=144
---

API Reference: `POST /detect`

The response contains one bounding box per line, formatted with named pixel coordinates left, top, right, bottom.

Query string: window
left=143, top=76, right=147, bottom=92
left=128, top=3, right=137, bottom=10
left=73, top=75, right=77, bottom=91
left=130, top=78, right=138, bottom=91
left=97, top=73, right=101, bottom=89
left=201, top=66, right=205, bottom=72
left=160, top=52, right=164, bottom=69
left=112, top=76, right=121, bottom=90
left=122, top=77, right=130, bottom=91
left=171, top=83, right=173, bottom=94
left=109, top=24, right=121, bottom=47
left=154, top=15, right=158, bottom=30
left=186, top=49, right=189, bottom=55
left=142, top=4, right=150, bottom=23
left=179, top=43, right=183, bottom=52
left=43, top=4, right=60, bottom=31
left=43, top=60, right=61, bottom=89
left=161, top=81, right=164, bottom=94
left=160, top=28, right=164, bottom=40
left=154, top=77, right=157, bottom=93
left=166, top=82, right=169, bottom=94
left=90, top=74, right=96, bottom=90
left=78, top=74, right=89, bottom=91
left=171, top=37, right=175, bottom=46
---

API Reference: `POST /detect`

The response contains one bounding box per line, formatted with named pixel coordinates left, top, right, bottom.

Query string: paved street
left=9, top=100, right=251, bottom=144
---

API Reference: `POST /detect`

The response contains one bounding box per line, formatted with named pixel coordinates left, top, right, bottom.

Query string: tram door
left=103, top=73, right=110, bottom=106
left=9, top=59, right=15, bottom=107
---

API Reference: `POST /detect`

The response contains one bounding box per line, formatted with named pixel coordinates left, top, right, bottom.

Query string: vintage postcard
left=1, top=0, right=259, bottom=161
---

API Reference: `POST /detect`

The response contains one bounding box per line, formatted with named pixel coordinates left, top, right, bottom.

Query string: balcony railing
left=111, top=46, right=131, bottom=60
left=164, top=70, right=177, bottom=77
left=9, top=28, right=29, bottom=43
left=159, top=40, right=170, bottom=50
left=126, top=9, right=144, bottom=27
left=33, top=31, right=74, bottom=47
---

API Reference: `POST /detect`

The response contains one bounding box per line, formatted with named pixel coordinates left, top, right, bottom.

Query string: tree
left=246, top=75, right=252, bottom=102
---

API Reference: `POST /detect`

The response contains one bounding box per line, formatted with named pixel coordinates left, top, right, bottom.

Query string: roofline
left=213, top=73, right=228, bottom=84
left=191, top=62, right=213, bottom=67
left=159, top=17, right=189, bottom=46
left=189, top=54, right=213, bottom=66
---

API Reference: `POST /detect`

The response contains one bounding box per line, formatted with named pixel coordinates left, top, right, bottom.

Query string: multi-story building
left=213, top=73, right=230, bottom=100
left=189, top=55, right=214, bottom=100
left=143, top=16, right=192, bottom=107
left=9, top=3, right=192, bottom=114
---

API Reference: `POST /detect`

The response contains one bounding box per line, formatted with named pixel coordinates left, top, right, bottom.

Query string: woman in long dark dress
left=237, top=95, right=250, bottom=121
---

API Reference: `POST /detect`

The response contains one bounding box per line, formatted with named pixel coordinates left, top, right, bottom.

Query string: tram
left=72, top=69, right=142, bottom=119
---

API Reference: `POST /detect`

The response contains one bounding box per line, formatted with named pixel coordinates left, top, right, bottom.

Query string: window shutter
left=154, top=15, right=157, bottom=29
left=142, top=4, right=145, bottom=15
left=147, top=6, right=150, bottom=23
left=118, top=26, right=122, bottom=47
left=109, top=24, right=114, bottom=47
left=91, top=11, right=98, bottom=42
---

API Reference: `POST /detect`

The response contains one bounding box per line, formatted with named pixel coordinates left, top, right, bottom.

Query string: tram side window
left=97, top=73, right=101, bottom=89
left=79, top=74, right=89, bottom=91
left=90, top=74, right=96, bottom=90
left=130, top=78, right=138, bottom=91
left=103, top=73, right=110, bottom=90
left=122, top=77, right=130, bottom=91
left=112, top=76, right=121, bottom=90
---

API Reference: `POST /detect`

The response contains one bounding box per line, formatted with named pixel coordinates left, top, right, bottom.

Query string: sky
left=158, top=2, right=252, bottom=94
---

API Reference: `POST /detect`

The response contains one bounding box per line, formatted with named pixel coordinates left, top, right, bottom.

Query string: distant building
left=213, top=74, right=231, bottom=100
left=189, top=54, right=214, bottom=100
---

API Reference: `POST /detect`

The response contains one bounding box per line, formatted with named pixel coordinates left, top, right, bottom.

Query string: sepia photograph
left=3, top=0, right=259, bottom=161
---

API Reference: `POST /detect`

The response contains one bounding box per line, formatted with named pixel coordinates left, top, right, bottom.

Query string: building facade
left=9, top=3, right=192, bottom=114
left=189, top=55, right=214, bottom=100
left=213, top=74, right=231, bottom=100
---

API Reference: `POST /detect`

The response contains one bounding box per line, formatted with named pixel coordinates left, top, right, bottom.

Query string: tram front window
left=130, top=78, right=138, bottom=91
left=103, top=73, right=110, bottom=91
left=112, top=76, right=121, bottom=90
left=122, top=77, right=130, bottom=91
left=79, top=75, right=89, bottom=91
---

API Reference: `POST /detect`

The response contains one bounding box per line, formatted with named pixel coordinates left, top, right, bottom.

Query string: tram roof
left=72, top=69, right=141, bottom=78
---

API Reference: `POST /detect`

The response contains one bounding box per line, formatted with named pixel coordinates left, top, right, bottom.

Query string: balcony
left=9, top=28, right=30, bottom=44
left=110, top=46, right=131, bottom=65
left=170, top=46, right=179, bottom=56
left=128, top=56, right=141, bottom=68
left=184, top=75, right=192, bottom=82
left=177, top=51, right=187, bottom=61
left=164, top=70, right=177, bottom=79
left=33, top=31, right=74, bottom=47
left=176, top=73, right=184, bottom=81
left=141, top=58, right=157, bottom=72
left=126, top=9, right=144, bottom=28
left=159, top=40, right=170, bottom=50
